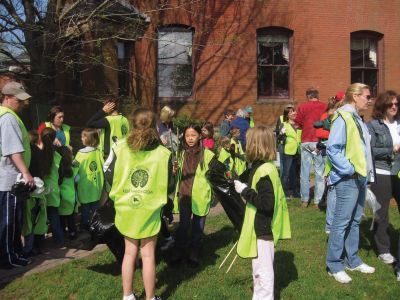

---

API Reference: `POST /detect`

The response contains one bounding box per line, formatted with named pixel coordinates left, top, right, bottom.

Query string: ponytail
left=127, top=108, right=160, bottom=151
left=41, top=128, right=56, bottom=176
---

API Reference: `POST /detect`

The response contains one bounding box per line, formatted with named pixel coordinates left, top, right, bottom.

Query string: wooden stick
left=226, top=254, right=238, bottom=273
left=219, top=241, right=238, bottom=269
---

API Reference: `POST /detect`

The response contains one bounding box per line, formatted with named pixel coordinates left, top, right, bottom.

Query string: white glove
left=280, top=127, right=286, bottom=134
left=234, top=180, right=247, bottom=194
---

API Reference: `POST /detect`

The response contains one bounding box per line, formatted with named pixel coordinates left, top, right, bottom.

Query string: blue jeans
left=278, top=144, right=284, bottom=177
left=80, top=201, right=99, bottom=229
left=281, top=154, right=300, bottom=197
left=175, top=202, right=206, bottom=250
left=325, top=185, right=336, bottom=232
left=300, top=142, right=325, bottom=204
left=326, top=176, right=366, bottom=273
left=47, top=206, right=64, bottom=245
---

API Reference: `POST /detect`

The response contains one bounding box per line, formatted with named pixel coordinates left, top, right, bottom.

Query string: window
left=257, top=27, right=292, bottom=99
left=157, top=26, right=193, bottom=98
left=117, top=41, right=132, bottom=97
left=351, top=31, right=383, bottom=96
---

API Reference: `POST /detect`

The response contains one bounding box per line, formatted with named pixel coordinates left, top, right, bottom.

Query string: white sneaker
left=328, top=271, right=352, bottom=284
left=378, top=253, right=396, bottom=264
left=346, top=263, right=375, bottom=274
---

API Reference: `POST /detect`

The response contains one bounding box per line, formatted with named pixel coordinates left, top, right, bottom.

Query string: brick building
left=130, top=0, right=400, bottom=125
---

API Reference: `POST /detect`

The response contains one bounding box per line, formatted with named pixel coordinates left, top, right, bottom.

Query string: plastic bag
left=364, top=187, right=381, bottom=230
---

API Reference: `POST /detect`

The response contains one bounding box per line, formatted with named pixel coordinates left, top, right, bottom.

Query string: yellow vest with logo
left=99, top=115, right=130, bottom=154
left=173, top=148, right=215, bottom=216
left=324, top=111, right=367, bottom=177
left=110, top=141, right=170, bottom=239
left=237, top=161, right=291, bottom=258
left=0, top=106, right=31, bottom=167
left=283, top=122, right=300, bottom=155
left=45, top=122, right=71, bottom=146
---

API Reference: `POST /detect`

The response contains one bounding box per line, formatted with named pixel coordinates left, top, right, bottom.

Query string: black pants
left=370, top=174, right=400, bottom=254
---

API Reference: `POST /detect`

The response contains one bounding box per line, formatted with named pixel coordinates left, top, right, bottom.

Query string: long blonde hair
left=127, top=108, right=160, bottom=151
left=245, top=125, right=276, bottom=162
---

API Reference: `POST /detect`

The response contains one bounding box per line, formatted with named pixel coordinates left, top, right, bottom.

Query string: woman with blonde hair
left=325, top=83, right=375, bottom=284
left=108, top=108, right=174, bottom=300
left=233, top=126, right=291, bottom=300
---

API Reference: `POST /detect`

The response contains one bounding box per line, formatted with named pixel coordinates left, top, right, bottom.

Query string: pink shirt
left=203, top=138, right=215, bottom=150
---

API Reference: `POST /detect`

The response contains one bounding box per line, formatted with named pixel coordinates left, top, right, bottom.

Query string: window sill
left=159, top=97, right=196, bottom=104
left=256, top=98, right=294, bottom=104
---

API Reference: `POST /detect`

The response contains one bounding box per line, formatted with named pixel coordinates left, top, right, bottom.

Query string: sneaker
left=325, top=230, right=330, bottom=235
left=378, top=253, right=396, bottom=264
left=301, top=201, right=308, bottom=208
left=346, top=263, right=375, bottom=274
left=9, top=256, right=32, bottom=267
left=396, top=270, right=400, bottom=282
left=160, top=237, right=175, bottom=251
left=328, top=271, right=352, bottom=284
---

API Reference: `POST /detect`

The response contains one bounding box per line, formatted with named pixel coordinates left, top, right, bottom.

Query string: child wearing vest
left=277, top=106, right=301, bottom=199
left=234, top=126, right=291, bottom=300
left=41, top=128, right=65, bottom=246
left=171, top=124, right=216, bottom=266
left=218, top=136, right=235, bottom=178
left=58, top=146, right=79, bottom=240
left=230, top=126, right=247, bottom=177
left=201, top=122, right=215, bottom=151
left=75, top=128, right=104, bottom=231
left=108, top=108, right=173, bottom=300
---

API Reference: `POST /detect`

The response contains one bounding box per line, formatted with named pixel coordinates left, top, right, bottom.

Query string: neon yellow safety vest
left=23, top=196, right=48, bottom=236
left=99, top=115, right=130, bottom=154
left=324, top=111, right=367, bottom=177
left=110, top=141, right=170, bottom=239
left=218, top=147, right=234, bottom=178
left=0, top=106, right=31, bottom=167
left=59, top=165, right=79, bottom=215
left=231, top=138, right=246, bottom=176
left=237, top=161, right=291, bottom=258
left=75, top=148, right=104, bottom=204
left=173, top=148, right=215, bottom=216
left=249, top=116, right=255, bottom=128
left=44, top=151, right=62, bottom=207
left=45, top=122, right=71, bottom=146
left=283, top=122, right=300, bottom=155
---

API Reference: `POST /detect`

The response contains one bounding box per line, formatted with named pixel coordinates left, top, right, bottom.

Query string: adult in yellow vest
left=233, top=126, right=291, bottom=300
left=325, top=83, right=375, bottom=284
left=38, top=105, right=71, bottom=147
left=275, top=104, right=295, bottom=177
left=244, top=105, right=255, bottom=128
left=0, top=81, right=33, bottom=268
left=87, top=98, right=130, bottom=156
left=171, top=124, right=216, bottom=266
left=277, top=106, right=301, bottom=198
left=108, top=108, right=173, bottom=300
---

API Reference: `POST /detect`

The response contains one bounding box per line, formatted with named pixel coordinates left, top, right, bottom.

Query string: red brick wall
left=132, top=0, right=400, bottom=125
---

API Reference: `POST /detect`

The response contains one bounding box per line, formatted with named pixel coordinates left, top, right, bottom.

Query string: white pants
left=251, top=239, right=274, bottom=300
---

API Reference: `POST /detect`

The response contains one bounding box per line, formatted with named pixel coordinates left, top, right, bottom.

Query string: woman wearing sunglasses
left=367, top=91, right=400, bottom=272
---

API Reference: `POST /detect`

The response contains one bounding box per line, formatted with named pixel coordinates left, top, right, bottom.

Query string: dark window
left=257, top=29, right=291, bottom=99
left=351, top=32, right=382, bottom=96
left=157, top=26, right=193, bottom=98
left=117, top=41, right=132, bottom=97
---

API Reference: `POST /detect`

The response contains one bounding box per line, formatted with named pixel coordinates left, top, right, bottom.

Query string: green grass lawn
left=1, top=200, right=400, bottom=300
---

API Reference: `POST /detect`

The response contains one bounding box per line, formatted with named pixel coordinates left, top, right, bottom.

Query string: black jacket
left=240, top=160, right=274, bottom=238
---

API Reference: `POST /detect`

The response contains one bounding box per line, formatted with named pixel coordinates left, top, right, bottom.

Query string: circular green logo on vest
left=89, top=161, right=97, bottom=172
left=130, top=194, right=143, bottom=208
left=131, top=169, right=149, bottom=188
left=121, top=124, right=128, bottom=136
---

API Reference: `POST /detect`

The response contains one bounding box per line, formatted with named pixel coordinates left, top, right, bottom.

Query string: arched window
left=351, top=31, right=383, bottom=96
left=157, top=25, right=194, bottom=99
left=257, top=27, right=293, bottom=99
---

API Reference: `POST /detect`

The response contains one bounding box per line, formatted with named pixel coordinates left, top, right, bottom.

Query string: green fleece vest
left=45, top=122, right=71, bottom=146
left=173, top=148, right=215, bottom=216
left=75, top=148, right=104, bottom=204
left=59, top=165, right=79, bottom=215
left=0, top=106, right=31, bottom=167
left=22, top=196, right=48, bottom=236
left=324, top=111, right=367, bottom=177
left=44, top=151, right=62, bottom=207
left=231, top=138, right=246, bottom=176
left=110, top=141, right=170, bottom=239
left=237, top=162, right=291, bottom=258
left=99, top=115, right=130, bottom=154
left=283, top=122, right=300, bottom=155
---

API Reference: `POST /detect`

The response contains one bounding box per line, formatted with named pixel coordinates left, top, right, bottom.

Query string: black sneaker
left=9, top=256, right=31, bottom=267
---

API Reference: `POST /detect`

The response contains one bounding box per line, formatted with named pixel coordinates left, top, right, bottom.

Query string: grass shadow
left=275, top=250, right=298, bottom=299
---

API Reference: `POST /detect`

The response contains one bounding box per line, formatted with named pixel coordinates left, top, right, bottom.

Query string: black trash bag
left=89, top=198, right=125, bottom=263
left=207, top=159, right=246, bottom=232
left=10, top=181, right=35, bottom=200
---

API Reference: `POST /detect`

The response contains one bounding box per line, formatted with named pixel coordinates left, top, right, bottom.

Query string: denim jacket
left=367, top=119, right=400, bottom=174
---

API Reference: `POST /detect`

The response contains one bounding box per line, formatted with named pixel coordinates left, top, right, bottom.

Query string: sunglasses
left=388, top=102, right=399, bottom=108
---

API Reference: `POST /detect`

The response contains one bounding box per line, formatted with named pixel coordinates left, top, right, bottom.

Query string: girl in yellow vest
left=234, top=126, right=291, bottom=300
left=171, top=124, right=216, bottom=266
left=108, top=108, right=173, bottom=300
left=75, top=128, right=104, bottom=231
left=277, top=106, right=301, bottom=198
left=41, top=128, right=65, bottom=246
left=218, top=136, right=235, bottom=178
left=230, top=126, right=247, bottom=176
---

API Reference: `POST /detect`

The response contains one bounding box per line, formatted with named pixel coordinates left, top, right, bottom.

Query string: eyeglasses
left=388, top=102, right=399, bottom=108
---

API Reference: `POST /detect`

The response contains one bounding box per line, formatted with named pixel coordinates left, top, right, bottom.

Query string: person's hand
left=22, top=171, right=34, bottom=188
left=53, top=138, right=61, bottom=147
left=103, top=101, right=116, bottom=114
left=234, top=180, right=247, bottom=194
left=394, top=144, right=400, bottom=153
left=172, top=160, right=178, bottom=175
